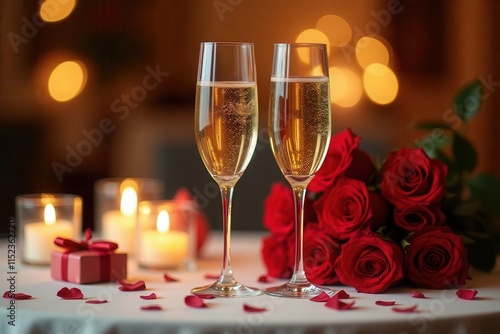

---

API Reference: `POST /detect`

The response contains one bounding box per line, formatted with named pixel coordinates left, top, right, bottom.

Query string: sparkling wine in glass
left=192, top=42, right=260, bottom=297
left=265, top=43, right=332, bottom=298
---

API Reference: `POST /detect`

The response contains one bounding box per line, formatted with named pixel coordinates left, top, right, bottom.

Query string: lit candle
left=139, top=210, right=189, bottom=268
left=23, top=203, right=73, bottom=265
left=102, top=187, right=137, bottom=253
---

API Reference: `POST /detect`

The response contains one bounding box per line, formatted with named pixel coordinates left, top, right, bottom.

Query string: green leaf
left=468, top=174, right=500, bottom=215
left=453, top=80, right=483, bottom=121
left=416, top=136, right=450, bottom=159
left=412, top=121, right=453, bottom=131
left=452, top=132, right=477, bottom=172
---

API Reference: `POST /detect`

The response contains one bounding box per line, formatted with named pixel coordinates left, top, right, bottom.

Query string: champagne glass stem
left=220, top=184, right=235, bottom=283
left=290, top=184, right=308, bottom=285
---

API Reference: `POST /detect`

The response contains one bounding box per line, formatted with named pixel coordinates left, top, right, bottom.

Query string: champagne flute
left=266, top=43, right=332, bottom=298
left=192, top=42, right=260, bottom=297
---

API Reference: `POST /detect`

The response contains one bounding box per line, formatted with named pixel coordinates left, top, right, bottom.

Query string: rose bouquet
left=261, top=80, right=500, bottom=293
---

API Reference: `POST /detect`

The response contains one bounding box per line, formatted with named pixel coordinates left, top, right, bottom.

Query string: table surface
left=1, top=232, right=500, bottom=334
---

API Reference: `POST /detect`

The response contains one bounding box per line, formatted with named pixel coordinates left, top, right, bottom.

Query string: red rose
left=314, top=178, right=373, bottom=241
left=302, top=223, right=341, bottom=285
left=394, top=204, right=445, bottom=232
left=344, top=148, right=375, bottom=183
left=380, top=148, right=447, bottom=208
left=335, top=230, right=404, bottom=293
left=262, top=183, right=294, bottom=236
left=308, top=129, right=360, bottom=193
left=404, top=226, right=470, bottom=289
left=261, top=234, right=293, bottom=279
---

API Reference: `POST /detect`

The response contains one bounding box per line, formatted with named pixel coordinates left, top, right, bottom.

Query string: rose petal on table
left=3, top=291, right=32, bottom=300
left=375, top=300, right=396, bottom=306
left=325, top=296, right=355, bottom=310
left=185, top=295, right=206, bottom=308
left=203, top=273, right=220, bottom=280
left=333, top=290, right=350, bottom=299
left=140, top=293, right=157, bottom=300
left=85, top=299, right=108, bottom=304
left=118, top=280, right=146, bottom=292
left=310, top=291, right=331, bottom=302
left=163, top=273, right=179, bottom=282
left=193, top=293, right=215, bottom=299
left=141, top=305, right=163, bottom=311
left=392, top=305, right=418, bottom=313
left=257, top=275, right=273, bottom=283
left=456, top=289, right=478, bottom=300
left=410, top=291, right=426, bottom=299
left=243, top=303, right=267, bottom=313
left=57, top=287, right=84, bottom=300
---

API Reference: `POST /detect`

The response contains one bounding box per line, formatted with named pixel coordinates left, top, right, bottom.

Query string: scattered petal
left=204, top=273, right=220, bottom=280
left=57, top=287, right=84, bottom=300
left=141, top=305, right=163, bottom=311
left=310, top=291, right=330, bottom=302
left=257, top=275, right=273, bottom=283
left=3, top=291, right=32, bottom=300
left=333, top=290, right=350, bottom=299
left=243, top=303, right=267, bottom=313
left=118, top=280, right=146, bottom=292
left=410, top=291, right=426, bottom=299
left=85, top=300, right=108, bottom=304
left=140, top=293, right=157, bottom=300
left=194, top=293, right=215, bottom=299
left=376, top=300, right=396, bottom=306
left=456, top=289, right=478, bottom=300
left=185, top=295, right=206, bottom=308
left=325, top=296, right=355, bottom=310
left=392, top=305, right=418, bottom=313
left=163, top=273, right=179, bottom=282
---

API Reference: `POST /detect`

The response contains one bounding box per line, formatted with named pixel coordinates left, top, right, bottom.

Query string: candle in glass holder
left=16, top=194, right=81, bottom=265
left=102, top=186, right=137, bottom=253
left=137, top=201, right=195, bottom=270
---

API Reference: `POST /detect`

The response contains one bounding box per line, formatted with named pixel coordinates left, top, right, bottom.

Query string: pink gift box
left=51, top=250, right=127, bottom=284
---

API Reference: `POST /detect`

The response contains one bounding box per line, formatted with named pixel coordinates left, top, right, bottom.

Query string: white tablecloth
left=1, top=232, right=499, bottom=334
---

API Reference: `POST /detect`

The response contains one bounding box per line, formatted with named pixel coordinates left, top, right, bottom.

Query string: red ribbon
left=54, top=228, right=118, bottom=282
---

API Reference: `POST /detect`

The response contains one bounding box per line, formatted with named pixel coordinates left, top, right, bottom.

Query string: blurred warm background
left=1, top=0, right=499, bottom=234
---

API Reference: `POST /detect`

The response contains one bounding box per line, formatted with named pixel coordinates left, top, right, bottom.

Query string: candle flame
left=120, top=187, right=137, bottom=216
left=157, top=210, right=170, bottom=233
left=44, top=204, right=56, bottom=226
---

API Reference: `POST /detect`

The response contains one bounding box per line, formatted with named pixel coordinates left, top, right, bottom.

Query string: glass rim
left=138, top=199, right=197, bottom=212
left=200, top=41, right=254, bottom=47
left=274, top=42, right=327, bottom=48
left=16, top=193, right=82, bottom=206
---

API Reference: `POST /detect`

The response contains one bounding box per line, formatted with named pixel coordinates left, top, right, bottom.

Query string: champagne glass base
left=191, top=280, right=261, bottom=298
left=264, top=281, right=330, bottom=298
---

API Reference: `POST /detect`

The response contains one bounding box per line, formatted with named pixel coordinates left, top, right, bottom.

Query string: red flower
left=394, top=204, right=445, bottom=232
left=314, top=178, right=373, bottom=241
left=380, top=148, right=447, bottom=209
left=344, top=148, right=375, bottom=183
left=302, top=223, right=341, bottom=285
left=335, top=231, right=404, bottom=293
left=308, top=129, right=360, bottom=193
left=261, top=234, right=293, bottom=279
left=404, top=226, right=470, bottom=289
left=262, top=183, right=294, bottom=236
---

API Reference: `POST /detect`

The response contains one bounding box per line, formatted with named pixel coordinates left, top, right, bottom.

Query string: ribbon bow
left=54, top=228, right=119, bottom=282
left=54, top=228, right=118, bottom=252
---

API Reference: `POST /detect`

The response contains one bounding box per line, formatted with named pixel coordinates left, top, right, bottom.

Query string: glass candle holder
left=16, top=193, right=82, bottom=265
left=94, top=178, right=164, bottom=254
left=137, top=200, right=196, bottom=271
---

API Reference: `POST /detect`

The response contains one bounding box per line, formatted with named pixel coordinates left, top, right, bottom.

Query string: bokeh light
left=355, top=36, right=390, bottom=69
left=329, top=67, right=362, bottom=108
left=363, top=63, right=398, bottom=105
left=40, top=0, right=77, bottom=23
left=316, top=15, right=352, bottom=47
left=295, top=29, right=330, bottom=63
left=48, top=60, right=87, bottom=102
